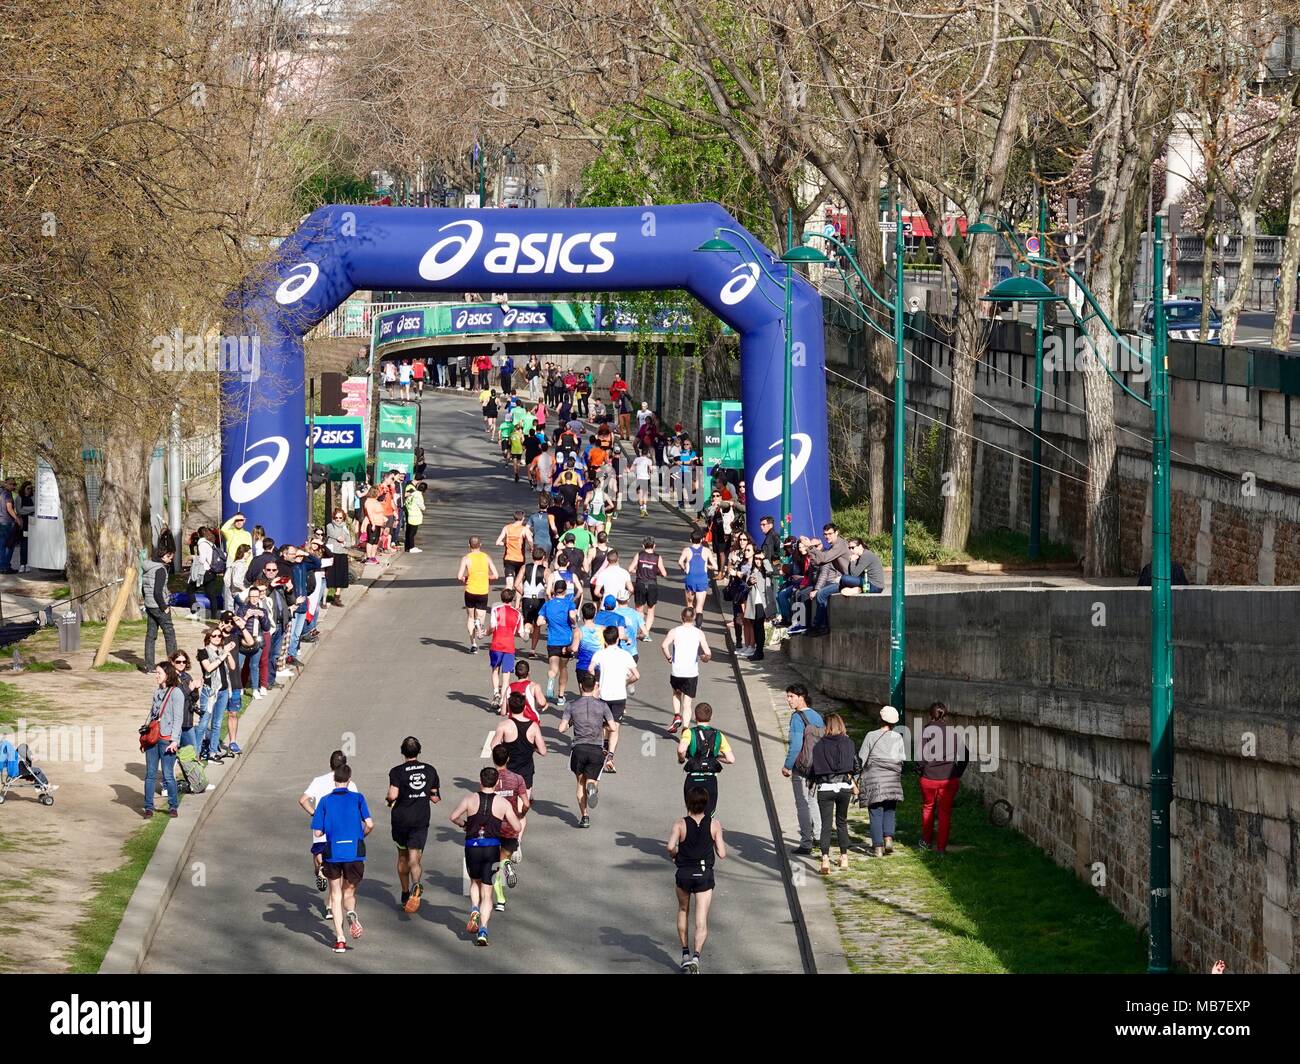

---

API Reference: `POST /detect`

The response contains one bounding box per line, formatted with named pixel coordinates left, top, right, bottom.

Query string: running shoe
left=504, top=860, right=518, bottom=889
left=556, top=695, right=566, bottom=708
left=346, top=910, right=363, bottom=939
left=227, top=742, right=242, bottom=755
left=669, top=715, right=682, bottom=735
left=494, top=901, right=506, bottom=912
left=404, top=883, right=423, bottom=913
left=316, top=868, right=327, bottom=892
left=251, top=688, right=265, bottom=700
left=476, top=928, right=490, bottom=947
left=466, top=909, right=481, bottom=934
left=325, top=906, right=333, bottom=921
left=469, top=642, right=478, bottom=653
left=680, top=955, right=694, bottom=973
left=586, top=780, right=600, bottom=810
left=409, top=547, right=423, bottom=554
left=579, top=815, right=591, bottom=829
left=688, top=954, right=701, bottom=974
left=332, top=940, right=347, bottom=954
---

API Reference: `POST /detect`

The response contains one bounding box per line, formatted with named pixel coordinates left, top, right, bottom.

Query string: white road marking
left=480, top=730, right=496, bottom=758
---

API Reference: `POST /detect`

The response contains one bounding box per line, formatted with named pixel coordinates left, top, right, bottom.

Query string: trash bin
left=56, top=610, right=81, bottom=653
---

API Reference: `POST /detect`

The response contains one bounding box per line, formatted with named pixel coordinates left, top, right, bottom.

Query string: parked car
left=1140, top=299, right=1221, bottom=343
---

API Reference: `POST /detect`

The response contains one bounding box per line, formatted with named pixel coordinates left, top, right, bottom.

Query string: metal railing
left=180, top=433, right=220, bottom=482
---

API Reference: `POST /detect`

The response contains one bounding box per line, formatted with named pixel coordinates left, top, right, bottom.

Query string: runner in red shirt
left=490, top=743, right=530, bottom=910
left=499, top=658, right=549, bottom=720
left=411, top=358, right=426, bottom=398
left=487, top=588, right=523, bottom=703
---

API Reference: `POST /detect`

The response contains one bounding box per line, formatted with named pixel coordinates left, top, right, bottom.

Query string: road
left=142, top=391, right=804, bottom=974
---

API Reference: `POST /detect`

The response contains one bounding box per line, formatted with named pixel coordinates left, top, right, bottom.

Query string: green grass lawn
left=0, top=679, right=56, bottom=727
left=830, top=506, right=1075, bottom=567
left=64, top=816, right=168, bottom=974
left=824, top=704, right=1145, bottom=974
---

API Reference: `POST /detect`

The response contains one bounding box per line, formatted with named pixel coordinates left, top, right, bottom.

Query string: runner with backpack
left=676, top=703, right=735, bottom=815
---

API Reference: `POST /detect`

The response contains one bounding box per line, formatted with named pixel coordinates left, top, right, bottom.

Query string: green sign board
left=700, top=400, right=743, bottom=499
left=376, top=402, right=419, bottom=477
left=306, top=416, right=366, bottom=482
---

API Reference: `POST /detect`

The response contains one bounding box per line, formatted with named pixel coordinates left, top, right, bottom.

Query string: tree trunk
left=1200, top=184, right=1217, bottom=338
left=1271, top=129, right=1300, bottom=351
left=1222, top=202, right=1259, bottom=345
left=51, top=428, right=152, bottom=622
left=939, top=267, right=986, bottom=549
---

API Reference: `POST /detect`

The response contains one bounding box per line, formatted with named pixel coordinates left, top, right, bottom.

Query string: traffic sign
left=1026, top=235, right=1041, bottom=254
left=823, top=223, right=837, bottom=237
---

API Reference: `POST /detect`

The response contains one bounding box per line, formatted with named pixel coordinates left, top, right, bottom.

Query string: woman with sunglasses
left=171, top=651, right=203, bottom=753
left=197, top=625, right=235, bottom=762
left=325, top=508, right=353, bottom=606
left=142, top=662, right=184, bottom=818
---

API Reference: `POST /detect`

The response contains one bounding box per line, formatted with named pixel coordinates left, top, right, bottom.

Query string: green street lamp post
left=695, top=213, right=829, bottom=535
left=969, top=198, right=1049, bottom=557
left=890, top=199, right=907, bottom=712
left=982, top=216, right=1174, bottom=972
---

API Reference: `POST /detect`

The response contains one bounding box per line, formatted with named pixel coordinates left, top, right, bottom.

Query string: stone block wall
left=786, top=586, right=1300, bottom=973
left=825, top=322, right=1300, bottom=583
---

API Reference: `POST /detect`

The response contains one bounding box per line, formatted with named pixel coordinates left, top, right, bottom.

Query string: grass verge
left=831, top=506, right=1076, bottom=567
left=824, top=703, right=1145, bottom=973
left=64, top=815, right=168, bottom=973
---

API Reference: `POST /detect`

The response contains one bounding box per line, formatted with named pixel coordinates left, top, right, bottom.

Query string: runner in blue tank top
left=677, top=530, right=716, bottom=625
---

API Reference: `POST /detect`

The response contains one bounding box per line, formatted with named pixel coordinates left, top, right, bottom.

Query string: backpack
left=684, top=726, right=723, bottom=777
left=792, top=710, right=826, bottom=779
left=176, top=745, right=209, bottom=794
left=210, top=543, right=227, bottom=574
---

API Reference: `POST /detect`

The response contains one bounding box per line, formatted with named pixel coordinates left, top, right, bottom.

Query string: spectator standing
left=141, top=546, right=177, bottom=672
left=859, top=705, right=906, bottom=858
left=16, top=481, right=34, bottom=572
left=220, top=512, right=252, bottom=560
left=325, top=507, right=353, bottom=605
left=781, top=683, right=823, bottom=855
left=811, top=712, right=858, bottom=875
left=404, top=481, right=426, bottom=552
left=0, top=477, right=20, bottom=573
left=918, top=701, right=968, bottom=854
left=141, top=661, right=184, bottom=818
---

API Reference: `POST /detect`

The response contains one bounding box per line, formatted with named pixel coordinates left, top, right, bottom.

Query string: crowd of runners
left=289, top=376, right=898, bottom=973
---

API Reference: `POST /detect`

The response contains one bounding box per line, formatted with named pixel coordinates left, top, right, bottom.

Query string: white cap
left=880, top=705, right=900, bottom=724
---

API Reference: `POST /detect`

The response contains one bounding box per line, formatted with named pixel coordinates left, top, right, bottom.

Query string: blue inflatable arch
left=222, top=203, right=830, bottom=542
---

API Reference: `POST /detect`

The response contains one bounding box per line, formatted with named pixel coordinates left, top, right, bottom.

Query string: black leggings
left=404, top=522, right=418, bottom=550
left=817, top=789, right=852, bottom=855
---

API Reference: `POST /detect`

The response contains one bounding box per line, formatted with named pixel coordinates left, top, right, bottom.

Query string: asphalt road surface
left=142, top=391, right=804, bottom=974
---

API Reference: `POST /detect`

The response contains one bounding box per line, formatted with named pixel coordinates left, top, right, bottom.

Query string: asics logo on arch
left=229, top=436, right=290, bottom=504
left=419, top=219, right=617, bottom=281
left=749, top=434, right=813, bottom=502
left=720, top=263, right=760, bottom=305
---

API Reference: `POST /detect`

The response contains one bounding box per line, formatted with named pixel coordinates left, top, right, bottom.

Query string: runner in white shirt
left=632, top=451, right=655, bottom=516
left=298, top=751, right=358, bottom=918
left=661, top=607, right=712, bottom=733
left=591, top=628, right=638, bottom=773
left=592, top=550, right=632, bottom=602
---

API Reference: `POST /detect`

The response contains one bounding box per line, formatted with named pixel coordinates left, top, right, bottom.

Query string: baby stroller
left=0, top=741, right=57, bottom=806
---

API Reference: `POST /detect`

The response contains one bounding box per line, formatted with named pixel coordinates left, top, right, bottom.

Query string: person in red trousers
left=918, top=701, right=968, bottom=854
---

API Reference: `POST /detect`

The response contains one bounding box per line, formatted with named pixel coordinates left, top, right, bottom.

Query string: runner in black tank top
left=450, top=766, right=520, bottom=946
left=506, top=715, right=536, bottom=785
left=633, top=538, right=667, bottom=637
left=669, top=787, right=726, bottom=974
